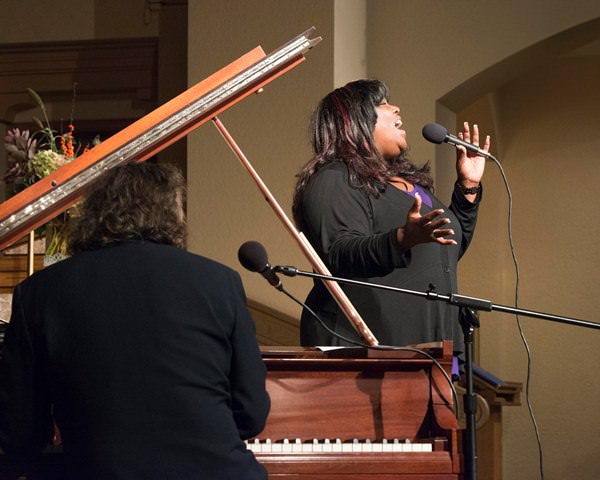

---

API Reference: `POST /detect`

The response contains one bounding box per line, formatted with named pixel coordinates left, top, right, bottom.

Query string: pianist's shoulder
left=16, top=239, right=242, bottom=288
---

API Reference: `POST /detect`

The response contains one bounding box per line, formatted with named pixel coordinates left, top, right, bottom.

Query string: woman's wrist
left=396, top=227, right=414, bottom=251
left=455, top=180, right=481, bottom=195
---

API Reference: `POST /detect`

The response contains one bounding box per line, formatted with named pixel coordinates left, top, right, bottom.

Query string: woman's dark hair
left=68, top=162, right=187, bottom=254
left=292, top=79, right=433, bottom=227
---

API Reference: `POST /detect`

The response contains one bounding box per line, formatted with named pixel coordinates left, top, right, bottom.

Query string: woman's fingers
left=423, top=212, right=455, bottom=244
left=471, top=124, right=480, bottom=146
left=431, top=227, right=455, bottom=239
left=408, top=191, right=423, bottom=217
left=462, top=122, right=471, bottom=143
left=421, top=208, right=445, bottom=224
left=483, top=133, right=491, bottom=150
left=435, top=235, right=458, bottom=246
left=423, top=212, right=449, bottom=226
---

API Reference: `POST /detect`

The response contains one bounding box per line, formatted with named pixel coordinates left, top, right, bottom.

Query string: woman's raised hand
left=456, top=122, right=489, bottom=187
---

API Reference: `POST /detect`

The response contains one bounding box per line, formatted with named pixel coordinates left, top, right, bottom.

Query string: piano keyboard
left=245, top=438, right=433, bottom=454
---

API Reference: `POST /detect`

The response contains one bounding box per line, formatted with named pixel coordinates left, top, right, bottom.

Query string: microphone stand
left=273, top=265, right=600, bottom=480
left=459, top=307, right=479, bottom=480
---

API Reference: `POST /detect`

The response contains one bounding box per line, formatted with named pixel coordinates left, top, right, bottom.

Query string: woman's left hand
left=455, top=122, right=490, bottom=187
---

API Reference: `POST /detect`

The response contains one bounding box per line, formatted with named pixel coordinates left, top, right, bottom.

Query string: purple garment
left=405, top=184, right=433, bottom=208
left=452, top=356, right=460, bottom=380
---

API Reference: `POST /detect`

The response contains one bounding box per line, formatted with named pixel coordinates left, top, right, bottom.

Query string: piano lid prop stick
left=211, top=116, right=379, bottom=346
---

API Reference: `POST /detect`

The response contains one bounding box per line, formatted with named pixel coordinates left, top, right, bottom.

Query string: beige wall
left=186, top=0, right=337, bottom=315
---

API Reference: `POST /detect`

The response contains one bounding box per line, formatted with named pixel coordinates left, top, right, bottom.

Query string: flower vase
left=43, top=251, right=68, bottom=267
left=43, top=220, right=69, bottom=266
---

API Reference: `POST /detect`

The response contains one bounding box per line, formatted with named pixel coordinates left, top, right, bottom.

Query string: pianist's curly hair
left=68, top=161, right=187, bottom=254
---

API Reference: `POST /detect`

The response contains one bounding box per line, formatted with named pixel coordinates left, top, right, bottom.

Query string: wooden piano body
left=256, top=342, right=461, bottom=479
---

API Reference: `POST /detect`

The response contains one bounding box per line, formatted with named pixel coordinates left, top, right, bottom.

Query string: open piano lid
left=0, top=28, right=321, bottom=252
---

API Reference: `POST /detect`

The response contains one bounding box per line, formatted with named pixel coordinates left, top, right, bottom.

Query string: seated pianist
left=0, top=163, right=270, bottom=480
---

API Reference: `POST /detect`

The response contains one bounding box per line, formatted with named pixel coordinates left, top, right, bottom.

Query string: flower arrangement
left=2, top=87, right=98, bottom=261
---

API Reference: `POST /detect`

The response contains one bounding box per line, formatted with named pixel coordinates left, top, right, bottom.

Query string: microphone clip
left=273, top=265, right=299, bottom=277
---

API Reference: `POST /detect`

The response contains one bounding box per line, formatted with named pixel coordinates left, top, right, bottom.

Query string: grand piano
left=252, top=342, right=461, bottom=479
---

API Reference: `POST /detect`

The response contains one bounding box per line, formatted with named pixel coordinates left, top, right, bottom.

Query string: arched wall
left=366, top=4, right=600, bottom=479
left=456, top=55, right=600, bottom=480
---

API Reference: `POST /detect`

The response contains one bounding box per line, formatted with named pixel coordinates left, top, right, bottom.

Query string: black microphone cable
left=490, top=155, right=545, bottom=480
left=275, top=282, right=460, bottom=418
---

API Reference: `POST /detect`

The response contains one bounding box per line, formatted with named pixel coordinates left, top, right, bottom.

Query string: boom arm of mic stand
left=274, top=266, right=600, bottom=330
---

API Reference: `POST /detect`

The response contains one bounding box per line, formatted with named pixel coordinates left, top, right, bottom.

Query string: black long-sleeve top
left=296, top=161, right=481, bottom=352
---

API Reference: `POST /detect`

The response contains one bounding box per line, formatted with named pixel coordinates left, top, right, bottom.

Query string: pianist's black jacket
left=0, top=240, right=270, bottom=480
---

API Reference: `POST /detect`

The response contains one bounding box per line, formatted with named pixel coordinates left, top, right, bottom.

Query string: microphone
left=238, top=241, right=282, bottom=290
left=422, top=122, right=492, bottom=159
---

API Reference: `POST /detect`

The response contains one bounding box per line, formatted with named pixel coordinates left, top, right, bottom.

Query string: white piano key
left=332, top=438, right=343, bottom=452
left=363, top=439, right=373, bottom=452
left=282, top=438, right=292, bottom=453
left=312, top=438, right=322, bottom=453
left=292, top=438, right=302, bottom=453
left=382, top=438, right=393, bottom=452
left=323, top=438, right=332, bottom=452
left=272, top=441, right=283, bottom=453
left=412, top=441, right=432, bottom=452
